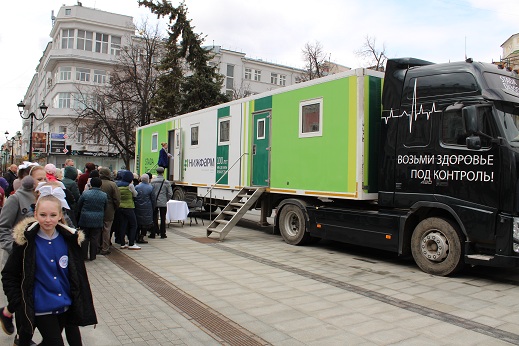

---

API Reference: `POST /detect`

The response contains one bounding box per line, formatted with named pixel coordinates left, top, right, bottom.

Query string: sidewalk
left=1, top=217, right=518, bottom=345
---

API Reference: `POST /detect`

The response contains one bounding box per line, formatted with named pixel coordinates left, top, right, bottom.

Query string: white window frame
left=110, top=35, right=121, bottom=55
left=76, top=68, right=90, bottom=82
left=280, top=75, right=287, bottom=86
left=218, top=118, right=231, bottom=144
left=257, top=119, right=266, bottom=140
left=299, top=98, right=323, bottom=138
left=151, top=133, right=158, bottom=152
left=190, top=124, right=199, bottom=146
left=61, top=29, right=74, bottom=49
left=254, top=70, right=261, bottom=82
left=93, top=70, right=107, bottom=84
left=244, top=68, right=252, bottom=80
left=56, top=92, right=72, bottom=109
left=76, top=30, right=93, bottom=51
left=59, top=67, right=72, bottom=81
left=77, top=127, right=86, bottom=143
left=271, top=73, right=278, bottom=85
left=95, top=33, right=109, bottom=54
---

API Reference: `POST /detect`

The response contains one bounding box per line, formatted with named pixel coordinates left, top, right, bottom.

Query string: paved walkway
left=1, top=217, right=519, bottom=345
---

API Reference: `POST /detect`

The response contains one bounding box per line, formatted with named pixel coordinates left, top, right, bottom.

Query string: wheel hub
left=420, top=231, right=449, bottom=262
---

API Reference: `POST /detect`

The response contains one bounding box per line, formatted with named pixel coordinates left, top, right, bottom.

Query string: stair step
left=223, top=211, right=237, bottom=216
left=215, top=219, right=229, bottom=225
left=230, top=202, right=244, bottom=207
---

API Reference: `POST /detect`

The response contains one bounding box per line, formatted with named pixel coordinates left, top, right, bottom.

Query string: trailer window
left=257, top=119, right=265, bottom=139
left=299, top=98, right=323, bottom=138
left=191, top=125, right=199, bottom=146
left=219, top=118, right=230, bottom=144
left=405, top=73, right=478, bottom=100
left=151, top=133, right=158, bottom=152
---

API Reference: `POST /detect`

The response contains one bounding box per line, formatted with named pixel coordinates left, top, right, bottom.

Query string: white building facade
left=20, top=4, right=304, bottom=170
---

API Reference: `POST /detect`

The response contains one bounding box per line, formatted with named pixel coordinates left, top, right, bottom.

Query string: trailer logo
left=382, top=79, right=441, bottom=132
left=183, top=157, right=215, bottom=170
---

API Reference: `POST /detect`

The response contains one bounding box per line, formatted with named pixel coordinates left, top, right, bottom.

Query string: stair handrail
left=203, top=152, right=248, bottom=221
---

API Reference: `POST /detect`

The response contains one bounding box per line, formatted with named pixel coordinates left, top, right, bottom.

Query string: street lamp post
left=17, top=100, right=48, bottom=162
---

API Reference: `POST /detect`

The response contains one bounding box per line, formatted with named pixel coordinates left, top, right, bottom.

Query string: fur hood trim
left=13, top=217, right=84, bottom=246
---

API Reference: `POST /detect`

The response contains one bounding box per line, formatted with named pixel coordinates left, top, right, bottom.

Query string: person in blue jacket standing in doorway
left=158, top=142, right=172, bottom=169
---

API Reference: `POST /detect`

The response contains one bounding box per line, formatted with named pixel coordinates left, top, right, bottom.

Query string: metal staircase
left=206, top=187, right=265, bottom=241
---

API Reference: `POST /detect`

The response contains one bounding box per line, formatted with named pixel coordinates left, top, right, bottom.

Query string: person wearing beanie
left=44, top=163, right=58, bottom=182
left=151, top=166, right=172, bottom=238
left=78, top=162, right=96, bottom=194
left=77, top=177, right=107, bottom=261
left=0, top=177, right=8, bottom=212
left=98, top=168, right=120, bottom=255
left=134, top=174, right=155, bottom=243
left=62, top=166, right=80, bottom=226
left=115, top=170, right=140, bottom=250
left=83, top=169, right=100, bottom=192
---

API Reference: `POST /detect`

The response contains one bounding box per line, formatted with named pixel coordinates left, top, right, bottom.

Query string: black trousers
left=81, top=227, right=101, bottom=260
left=152, top=207, right=167, bottom=236
left=18, top=313, right=82, bottom=346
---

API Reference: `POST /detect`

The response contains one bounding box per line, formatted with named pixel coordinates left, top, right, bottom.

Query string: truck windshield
left=494, top=101, right=519, bottom=143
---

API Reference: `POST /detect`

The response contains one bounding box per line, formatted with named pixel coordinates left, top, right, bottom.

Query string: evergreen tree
left=139, top=0, right=229, bottom=120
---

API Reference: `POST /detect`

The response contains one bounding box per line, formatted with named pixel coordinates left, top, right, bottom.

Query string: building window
left=77, top=127, right=86, bottom=143
left=95, top=33, right=109, bottom=54
left=244, top=68, right=251, bottom=80
left=226, top=64, right=234, bottom=90
left=151, top=133, right=158, bottom=152
left=299, top=98, right=323, bottom=138
left=61, top=29, right=74, bottom=49
left=218, top=118, right=230, bottom=144
left=110, top=36, right=121, bottom=55
left=59, top=126, right=67, bottom=133
left=55, top=93, right=72, bottom=109
left=77, top=30, right=93, bottom=51
left=76, top=68, right=90, bottom=82
left=59, top=67, right=72, bottom=81
left=280, top=75, right=286, bottom=86
left=254, top=70, right=261, bottom=82
left=65, top=8, right=71, bottom=15
left=191, top=125, right=199, bottom=146
left=271, top=73, right=278, bottom=85
left=93, top=70, right=107, bottom=84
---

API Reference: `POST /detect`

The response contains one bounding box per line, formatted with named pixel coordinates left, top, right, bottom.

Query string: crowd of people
left=0, top=159, right=173, bottom=345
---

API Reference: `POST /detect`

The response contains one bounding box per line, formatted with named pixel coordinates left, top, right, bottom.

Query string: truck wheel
left=279, top=204, right=311, bottom=245
left=172, top=187, right=185, bottom=201
left=411, top=217, right=464, bottom=276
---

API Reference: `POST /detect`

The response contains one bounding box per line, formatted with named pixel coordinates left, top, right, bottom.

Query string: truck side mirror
left=466, top=135, right=481, bottom=150
left=462, top=106, right=479, bottom=135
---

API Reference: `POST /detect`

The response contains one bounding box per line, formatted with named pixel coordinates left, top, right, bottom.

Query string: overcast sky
left=1, top=0, right=517, bottom=145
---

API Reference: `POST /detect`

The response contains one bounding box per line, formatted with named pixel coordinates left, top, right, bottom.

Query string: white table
left=166, top=200, right=189, bottom=226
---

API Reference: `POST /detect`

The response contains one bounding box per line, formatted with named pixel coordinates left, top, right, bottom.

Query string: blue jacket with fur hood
left=1, top=218, right=97, bottom=335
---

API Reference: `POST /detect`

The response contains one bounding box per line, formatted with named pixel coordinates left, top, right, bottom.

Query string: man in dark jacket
left=99, top=168, right=120, bottom=255
left=151, top=167, right=172, bottom=238
left=2, top=164, right=17, bottom=197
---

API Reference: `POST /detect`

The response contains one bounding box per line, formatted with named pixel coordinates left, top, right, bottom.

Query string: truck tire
left=279, top=204, right=311, bottom=245
left=411, top=217, right=464, bottom=276
left=172, top=187, right=185, bottom=201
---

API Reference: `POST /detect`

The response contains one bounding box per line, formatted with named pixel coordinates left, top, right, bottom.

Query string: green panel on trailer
left=364, top=75, right=382, bottom=193
left=137, top=122, right=174, bottom=175
left=216, top=106, right=230, bottom=184
left=270, top=76, right=358, bottom=194
left=254, top=96, right=272, bottom=112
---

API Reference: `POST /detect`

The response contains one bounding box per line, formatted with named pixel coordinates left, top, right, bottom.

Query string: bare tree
left=73, top=20, right=164, bottom=168
left=355, top=35, right=387, bottom=71
left=301, top=41, right=328, bottom=81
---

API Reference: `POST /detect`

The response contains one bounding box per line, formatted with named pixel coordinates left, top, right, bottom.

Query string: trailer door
left=169, top=129, right=182, bottom=182
left=252, top=111, right=270, bottom=186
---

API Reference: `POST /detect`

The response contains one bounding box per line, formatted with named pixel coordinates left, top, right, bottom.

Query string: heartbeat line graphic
left=382, top=79, right=442, bottom=132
